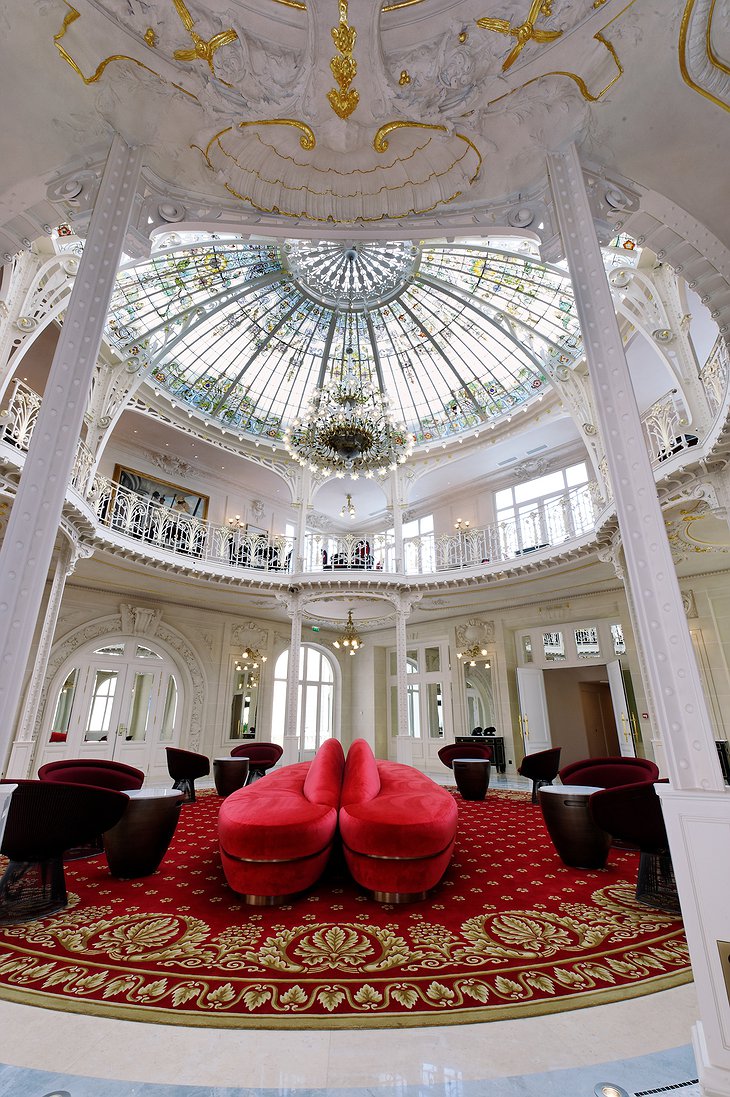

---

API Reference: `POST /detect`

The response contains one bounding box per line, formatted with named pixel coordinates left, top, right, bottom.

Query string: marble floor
left=0, top=771, right=701, bottom=1096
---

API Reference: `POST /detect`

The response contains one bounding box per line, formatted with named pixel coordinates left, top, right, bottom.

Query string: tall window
left=495, top=461, right=589, bottom=554
left=403, top=513, right=435, bottom=573
left=270, top=645, right=336, bottom=757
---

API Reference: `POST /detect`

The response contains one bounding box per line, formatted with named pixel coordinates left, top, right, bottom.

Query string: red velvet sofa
left=218, top=737, right=345, bottom=904
left=339, top=739, right=458, bottom=903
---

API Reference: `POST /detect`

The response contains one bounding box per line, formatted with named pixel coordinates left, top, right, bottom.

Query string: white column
left=0, top=136, right=142, bottom=769
left=5, top=538, right=74, bottom=778
left=394, top=591, right=413, bottom=764
left=548, top=141, right=730, bottom=1097
left=283, top=590, right=303, bottom=764
left=295, top=466, right=311, bottom=570
left=391, top=468, right=404, bottom=572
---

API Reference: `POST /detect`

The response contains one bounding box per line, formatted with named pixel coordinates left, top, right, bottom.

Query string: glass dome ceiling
left=105, top=237, right=585, bottom=447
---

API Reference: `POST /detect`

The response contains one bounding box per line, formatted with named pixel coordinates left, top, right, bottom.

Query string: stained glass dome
left=105, top=237, right=585, bottom=448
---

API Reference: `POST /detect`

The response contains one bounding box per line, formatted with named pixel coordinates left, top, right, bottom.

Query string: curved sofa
left=218, top=737, right=345, bottom=904
left=339, top=739, right=458, bottom=903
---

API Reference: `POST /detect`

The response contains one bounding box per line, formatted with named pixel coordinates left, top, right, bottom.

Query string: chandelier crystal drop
left=332, top=610, right=363, bottom=655
left=283, top=367, right=415, bottom=478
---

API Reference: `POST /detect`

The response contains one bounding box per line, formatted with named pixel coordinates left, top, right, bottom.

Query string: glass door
left=39, top=640, right=181, bottom=774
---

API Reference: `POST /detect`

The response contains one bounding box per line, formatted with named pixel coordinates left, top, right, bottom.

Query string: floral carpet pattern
left=0, top=789, right=690, bottom=1028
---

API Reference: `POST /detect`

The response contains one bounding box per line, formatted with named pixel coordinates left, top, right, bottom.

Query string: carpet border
left=0, top=970, right=693, bottom=1029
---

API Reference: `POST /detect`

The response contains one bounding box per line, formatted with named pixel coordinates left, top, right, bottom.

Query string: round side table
left=539, top=785, right=610, bottom=869
left=452, top=758, right=491, bottom=801
left=214, top=757, right=250, bottom=797
left=103, top=788, right=183, bottom=879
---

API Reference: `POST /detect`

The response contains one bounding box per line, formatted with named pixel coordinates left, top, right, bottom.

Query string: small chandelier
left=340, top=493, right=356, bottom=520
left=284, top=367, right=415, bottom=479
left=237, top=647, right=268, bottom=672
left=333, top=610, right=362, bottom=655
left=457, top=644, right=490, bottom=669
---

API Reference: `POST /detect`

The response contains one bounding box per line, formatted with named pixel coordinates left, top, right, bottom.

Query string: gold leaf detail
left=354, top=983, right=383, bottom=1005
left=332, top=24, right=356, bottom=54
left=207, top=983, right=237, bottom=1006
left=327, top=87, right=360, bottom=119
left=462, top=981, right=490, bottom=1002
left=330, top=54, right=357, bottom=89
left=281, top=984, right=308, bottom=1005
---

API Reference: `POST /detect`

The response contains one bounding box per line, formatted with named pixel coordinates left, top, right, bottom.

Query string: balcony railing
left=0, top=362, right=725, bottom=579
left=700, top=336, right=730, bottom=417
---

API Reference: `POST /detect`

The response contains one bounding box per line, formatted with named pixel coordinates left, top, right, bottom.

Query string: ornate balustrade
left=0, top=365, right=726, bottom=580
left=0, top=379, right=41, bottom=448
left=700, top=336, right=729, bottom=417
left=640, top=388, right=696, bottom=463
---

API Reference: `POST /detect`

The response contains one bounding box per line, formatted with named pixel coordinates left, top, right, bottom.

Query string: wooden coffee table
left=214, top=757, right=250, bottom=797
left=539, top=785, right=610, bottom=869
left=104, top=788, right=183, bottom=879
left=452, top=758, right=491, bottom=801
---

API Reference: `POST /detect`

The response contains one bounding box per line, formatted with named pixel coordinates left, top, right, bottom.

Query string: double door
left=516, top=660, right=637, bottom=758
left=38, top=641, right=180, bottom=774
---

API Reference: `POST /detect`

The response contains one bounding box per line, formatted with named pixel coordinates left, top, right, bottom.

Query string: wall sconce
left=457, top=644, right=490, bottom=668
left=227, top=515, right=245, bottom=529
left=454, top=518, right=470, bottom=531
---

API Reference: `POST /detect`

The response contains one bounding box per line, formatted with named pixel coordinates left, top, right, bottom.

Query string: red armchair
left=230, top=742, right=283, bottom=783
left=560, top=756, right=659, bottom=788
left=589, top=780, right=679, bottom=913
left=38, top=758, right=145, bottom=792
left=518, top=747, right=562, bottom=803
left=0, top=779, right=128, bottom=924
left=165, top=747, right=210, bottom=802
left=438, top=743, right=492, bottom=769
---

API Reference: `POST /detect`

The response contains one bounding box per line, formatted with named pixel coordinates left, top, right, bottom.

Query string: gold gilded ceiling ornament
left=171, top=0, right=238, bottom=79
left=399, top=70, right=411, bottom=85
left=679, top=0, right=730, bottom=113
left=144, top=28, right=158, bottom=48
left=373, top=122, right=483, bottom=185
left=476, top=0, right=563, bottom=72
left=193, top=118, right=316, bottom=169
left=53, top=2, right=198, bottom=100
left=327, top=0, right=359, bottom=119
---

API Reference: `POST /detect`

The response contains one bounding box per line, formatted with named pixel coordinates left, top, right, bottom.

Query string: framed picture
left=113, top=465, right=209, bottom=519
left=245, top=524, right=267, bottom=537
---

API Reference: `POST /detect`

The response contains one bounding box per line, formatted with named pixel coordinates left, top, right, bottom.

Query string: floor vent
left=634, top=1081, right=700, bottom=1095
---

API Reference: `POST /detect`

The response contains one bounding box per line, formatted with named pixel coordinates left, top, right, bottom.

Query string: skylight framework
left=104, top=237, right=586, bottom=447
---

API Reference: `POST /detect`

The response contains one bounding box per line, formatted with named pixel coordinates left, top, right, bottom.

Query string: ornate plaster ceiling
left=44, top=0, right=634, bottom=223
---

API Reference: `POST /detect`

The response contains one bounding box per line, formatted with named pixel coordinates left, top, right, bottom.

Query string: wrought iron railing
left=640, top=388, right=696, bottom=463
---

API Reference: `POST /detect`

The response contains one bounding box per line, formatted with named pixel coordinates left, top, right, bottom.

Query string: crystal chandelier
left=332, top=610, right=362, bottom=655
left=340, top=493, right=356, bottom=520
left=456, top=644, right=490, bottom=669
left=284, top=367, right=415, bottom=479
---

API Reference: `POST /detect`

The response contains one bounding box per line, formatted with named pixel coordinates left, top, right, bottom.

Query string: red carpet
left=0, top=789, right=690, bottom=1028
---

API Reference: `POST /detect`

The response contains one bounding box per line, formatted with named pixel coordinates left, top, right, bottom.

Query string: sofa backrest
left=341, top=738, right=381, bottom=806
left=302, top=737, right=346, bottom=807
left=561, top=757, right=659, bottom=788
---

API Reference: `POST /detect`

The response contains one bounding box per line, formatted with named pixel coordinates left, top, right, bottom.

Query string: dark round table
left=539, top=784, right=611, bottom=869
left=214, top=757, right=250, bottom=797
left=103, top=788, right=183, bottom=878
left=452, top=758, right=491, bottom=801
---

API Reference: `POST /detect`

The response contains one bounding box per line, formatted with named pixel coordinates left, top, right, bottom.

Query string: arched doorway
left=36, top=636, right=182, bottom=774
left=270, top=644, right=338, bottom=761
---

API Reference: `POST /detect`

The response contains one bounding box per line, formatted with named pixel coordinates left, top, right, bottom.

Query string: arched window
left=270, top=645, right=337, bottom=760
